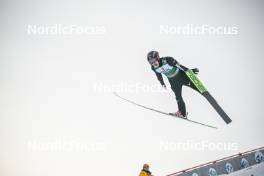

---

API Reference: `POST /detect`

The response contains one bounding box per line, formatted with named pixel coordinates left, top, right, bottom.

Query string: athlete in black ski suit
left=148, top=51, right=199, bottom=117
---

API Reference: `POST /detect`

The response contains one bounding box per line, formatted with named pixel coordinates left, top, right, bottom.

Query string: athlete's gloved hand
left=192, top=68, right=199, bottom=74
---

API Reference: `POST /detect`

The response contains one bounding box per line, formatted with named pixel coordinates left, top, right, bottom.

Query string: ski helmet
left=147, top=51, right=159, bottom=62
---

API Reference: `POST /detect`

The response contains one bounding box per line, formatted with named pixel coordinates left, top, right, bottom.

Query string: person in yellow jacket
left=139, top=164, right=154, bottom=176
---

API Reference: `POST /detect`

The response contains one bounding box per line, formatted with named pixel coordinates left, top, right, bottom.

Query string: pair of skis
left=113, top=69, right=232, bottom=129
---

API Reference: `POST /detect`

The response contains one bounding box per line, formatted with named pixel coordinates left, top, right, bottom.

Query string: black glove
left=192, top=68, right=199, bottom=74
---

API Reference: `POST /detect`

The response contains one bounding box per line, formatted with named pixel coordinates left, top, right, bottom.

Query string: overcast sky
left=0, top=0, right=264, bottom=176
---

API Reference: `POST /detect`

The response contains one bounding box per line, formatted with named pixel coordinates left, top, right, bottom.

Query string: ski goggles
left=148, top=58, right=159, bottom=65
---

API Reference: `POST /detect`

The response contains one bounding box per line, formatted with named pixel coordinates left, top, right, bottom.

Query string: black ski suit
left=151, top=57, right=199, bottom=116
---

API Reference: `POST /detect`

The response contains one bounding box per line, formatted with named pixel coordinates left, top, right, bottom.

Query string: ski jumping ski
left=185, top=69, right=232, bottom=124
left=113, top=92, right=218, bottom=129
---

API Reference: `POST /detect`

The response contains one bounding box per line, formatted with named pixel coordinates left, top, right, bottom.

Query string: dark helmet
left=147, top=51, right=159, bottom=61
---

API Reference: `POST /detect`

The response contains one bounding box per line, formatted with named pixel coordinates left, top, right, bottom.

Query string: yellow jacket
left=139, top=170, right=151, bottom=176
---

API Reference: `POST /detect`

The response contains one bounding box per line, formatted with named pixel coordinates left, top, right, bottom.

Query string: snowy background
left=0, top=0, right=263, bottom=176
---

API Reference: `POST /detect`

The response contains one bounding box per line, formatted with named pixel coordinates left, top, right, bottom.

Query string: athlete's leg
left=182, top=73, right=201, bottom=94
left=169, top=78, right=187, bottom=116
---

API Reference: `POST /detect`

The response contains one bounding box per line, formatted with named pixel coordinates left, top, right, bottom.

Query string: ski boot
left=169, top=111, right=188, bottom=119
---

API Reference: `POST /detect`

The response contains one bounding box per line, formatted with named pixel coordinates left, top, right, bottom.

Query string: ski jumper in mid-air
left=113, top=50, right=231, bottom=126
left=147, top=50, right=199, bottom=118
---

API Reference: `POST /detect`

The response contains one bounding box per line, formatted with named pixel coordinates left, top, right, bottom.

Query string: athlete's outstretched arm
left=151, top=66, right=165, bottom=86
left=155, top=72, right=165, bottom=87
left=166, top=57, right=189, bottom=71
left=166, top=57, right=199, bottom=73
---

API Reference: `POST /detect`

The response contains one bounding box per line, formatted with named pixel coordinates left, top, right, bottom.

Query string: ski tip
left=226, top=119, right=232, bottom=124
left=112, top=92, right=119, bottom=97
